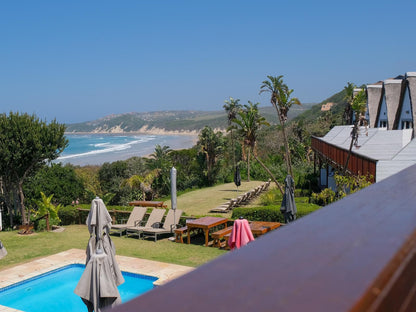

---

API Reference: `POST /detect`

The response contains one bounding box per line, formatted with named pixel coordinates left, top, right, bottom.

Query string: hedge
left=231, top=200, right=321, bottom=223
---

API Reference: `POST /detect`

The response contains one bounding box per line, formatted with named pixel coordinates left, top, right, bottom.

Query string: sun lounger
left=141, top=209, right=183, bottom=242
left=210, top=199, right=236, bottom=213
left=126, top=208, right=166, bottom=238
left=110, top=206, right=147, bottom=236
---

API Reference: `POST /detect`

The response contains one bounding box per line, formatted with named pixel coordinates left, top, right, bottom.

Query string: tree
left=231, top=102, right=284, bottom=194
left=342, top=88, right=368, bottom=175
left=197, top=126, right=225, bottom=186
left=223, top=97, right=242, bottom=169
left=34, top=192, right=62, bottom=231
left=260, top=75, right=301, bottom=178
left=148, top=145, right=172, bottom=196
left=343, top=82, right=356, bottom=125
left=25, top=163, right=85, bottom=206
left=0, top=112, right=67, bottom=225
left=121, top=169, right=159, bottom=200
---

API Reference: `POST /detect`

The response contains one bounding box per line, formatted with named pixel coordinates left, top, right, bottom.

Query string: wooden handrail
left=111, top=164, right=416, bottom=312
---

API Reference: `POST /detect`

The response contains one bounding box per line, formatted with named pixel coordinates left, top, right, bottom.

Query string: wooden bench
left=174, top=226, right=188, bottom=243
left=212, top=226, right=233, bottom=248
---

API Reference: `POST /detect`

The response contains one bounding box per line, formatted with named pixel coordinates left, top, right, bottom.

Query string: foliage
left=147, top=145, right=173, bottom=197
left=311, top=188, right=336, bottom=206
left=259, top=188, right=282, bottom=206
left=58, top=205, right=78, bottom=225
left=25, top=163, right=85, bottom=207
left=260, top=75, right=301, bottom=178
left=197, top=126, right=226, bottom=186
left=170, top=148, right=201, bottom=189
left=311, top=174, right=372, bottom=205
left=34, top=192, right=61, bottom=221
left=232, top=199, right=321, bottom=223
left=0, top=112, right=68, bottom=225
left=36, top=218, right=60, bottom=232
left=232, top=206, right=281, bottom=222
left=74, top=165, right=102, bottom=200
left=334, top=174, right=372, bottom=199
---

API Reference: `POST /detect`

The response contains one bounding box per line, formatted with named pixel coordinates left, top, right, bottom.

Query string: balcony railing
left=311, top=136, right=377, bottom=181
left=111, top=164, right=416, bottom=312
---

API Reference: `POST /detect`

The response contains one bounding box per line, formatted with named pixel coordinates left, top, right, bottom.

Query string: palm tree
left=197, top=126, right=225, bottom=185
left=260, top=75, right=301, bottom=178
left=122, top=170, right=159, bottom=200
left=148, top=144, right=172, bottom=196
left=342, top=88, right=367, bottom=175
left=343, top=82, right=356, bottom=125
left=231, top=102, right=284, bottom=194
left=223, top=97, right=242, bottom=169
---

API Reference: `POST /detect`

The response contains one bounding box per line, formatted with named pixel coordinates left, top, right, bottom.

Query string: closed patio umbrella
left=234, top=165, right=241, bottom=191
left=75, top=197, right=124, bottom=312
left=280, top=175, right=297, bottom=223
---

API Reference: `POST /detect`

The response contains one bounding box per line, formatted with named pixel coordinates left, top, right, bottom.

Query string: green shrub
left=311, top=188, right=336, bottom=206
left=58, top=206, right=78, bottom=225
left=259, top=188, right=282, bottom=206
left=232, top=201, right=322, bottom=223
left=36, top=218, right=60, bottom=231
left=232, top=206, right=282, bottom=222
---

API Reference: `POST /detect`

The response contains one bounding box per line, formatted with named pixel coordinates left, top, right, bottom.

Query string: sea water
left=0, top=264, right=157, bottom=312
left=58, top=133, right=196, bottom=166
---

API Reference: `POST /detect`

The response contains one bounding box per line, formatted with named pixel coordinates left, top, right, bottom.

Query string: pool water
left=0, top=264, right=157, bottom=312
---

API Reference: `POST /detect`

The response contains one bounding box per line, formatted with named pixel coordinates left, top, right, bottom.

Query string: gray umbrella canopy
left=0, top=240, right=7, bottom=259
left=75, top=198, right=124, bottom=312
left=234, top=165, right=241, bottom=188
left=280, top=175, right=297, bottom=223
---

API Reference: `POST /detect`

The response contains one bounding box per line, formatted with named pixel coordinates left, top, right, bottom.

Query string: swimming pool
left=0, top=264, right=158, bottom=312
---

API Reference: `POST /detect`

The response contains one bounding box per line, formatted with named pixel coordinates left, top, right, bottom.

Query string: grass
left=165, top=180, right=266, bottom=218
left=0, top=179, right=319, bottom=272
left=0, top=225, right=227, bottom=271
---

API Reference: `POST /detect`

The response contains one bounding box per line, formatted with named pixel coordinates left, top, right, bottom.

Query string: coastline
left=59, top=132, right=199, bottom=166
left=65, top=126, right=201, bottom=137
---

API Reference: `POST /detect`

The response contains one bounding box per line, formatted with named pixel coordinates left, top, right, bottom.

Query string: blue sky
left=1, top=0, right=415, bottom=123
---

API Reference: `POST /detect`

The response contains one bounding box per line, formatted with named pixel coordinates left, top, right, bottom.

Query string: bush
left=36, top=217, right=60, bottom=232
left=58, top=205, right=78, bottom=225
left=232, top=206, right=282, bottom=222
left=232, top=200, right=322, bottom=223
left=311, top=188, right=336, bottom=206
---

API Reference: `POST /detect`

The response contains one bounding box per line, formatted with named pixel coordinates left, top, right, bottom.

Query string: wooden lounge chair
left=126, top=208, right=166, bottom=238
left=141, top=209, right=183, bottom=242
left=210, top=199, right=236, bottom=213
left=110, top=206, right=147, bottom=236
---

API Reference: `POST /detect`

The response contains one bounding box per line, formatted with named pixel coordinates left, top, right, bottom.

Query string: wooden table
left=249, top=221, right=281, bottom=236
left=128, top=201, right=166, bottom=208
left=186, top=216, right=228, bottom=246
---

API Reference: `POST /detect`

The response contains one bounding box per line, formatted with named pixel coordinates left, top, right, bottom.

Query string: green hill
left=65, top=105, right=315, bottom=134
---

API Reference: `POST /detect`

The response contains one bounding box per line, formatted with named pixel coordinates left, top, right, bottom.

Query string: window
left=402, top=121, right=413, bottom=129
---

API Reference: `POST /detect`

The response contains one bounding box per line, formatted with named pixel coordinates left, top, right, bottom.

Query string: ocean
left=57, top=133, right=197, bottom=166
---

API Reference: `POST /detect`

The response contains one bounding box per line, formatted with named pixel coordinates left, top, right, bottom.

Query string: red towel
left=228, top=219, right=255, bottom=250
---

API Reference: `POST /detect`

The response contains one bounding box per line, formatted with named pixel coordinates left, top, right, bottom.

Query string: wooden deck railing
left=311, top=136, right=377, bottom=181
left=111, top=163, right=416, bottom=312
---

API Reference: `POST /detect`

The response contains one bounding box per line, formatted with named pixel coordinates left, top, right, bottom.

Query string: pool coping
left=0, top=248, right=194, bottom=312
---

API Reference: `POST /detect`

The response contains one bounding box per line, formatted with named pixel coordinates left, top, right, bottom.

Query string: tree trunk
left=18, top=181, right=28, bottom=225
left=280, top=121, right=294, bottom=178
left=253, top=154, right=284, bottom=195
left=231, top=129, right=236, bottom=169
left=247, top=148, right=251, bottom=182
left=342, top=122, right=358, bottom=175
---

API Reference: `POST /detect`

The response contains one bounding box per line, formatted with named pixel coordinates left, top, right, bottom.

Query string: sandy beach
left=58, top=133, right=198, bottom=166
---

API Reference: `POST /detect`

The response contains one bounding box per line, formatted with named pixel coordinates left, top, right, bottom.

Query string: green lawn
left=0, top=180, right=319, bottom=272
left=0, top=225, right=227, bottom=271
